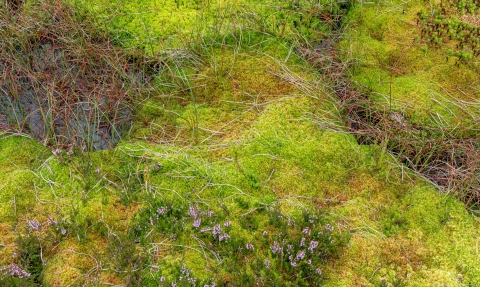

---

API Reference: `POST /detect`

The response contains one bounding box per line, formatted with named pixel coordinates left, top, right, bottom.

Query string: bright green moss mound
left=342, top=0, right=480, bottom=128
left=71, top=0, right=337, bottom=52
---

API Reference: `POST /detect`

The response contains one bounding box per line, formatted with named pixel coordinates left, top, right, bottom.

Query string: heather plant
left=0, top=263, right=33, bottom=286
left=133, top=200, right=348, bottom=286
left=8, top=214, right=72, bottom=285
left=105, top=233, right=149, bottom=286
left=147, top=264, right=216, bottom=287
left=9, top=220, right=47, bottom=285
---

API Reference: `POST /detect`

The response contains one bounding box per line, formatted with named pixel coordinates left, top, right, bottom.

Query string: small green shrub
left=13, top=225, right=44, bottom=284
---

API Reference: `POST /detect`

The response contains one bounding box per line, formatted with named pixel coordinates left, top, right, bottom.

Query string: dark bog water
left=0, top=0, right=161, bottom=151
left=0, top=40, right=144, bottom=151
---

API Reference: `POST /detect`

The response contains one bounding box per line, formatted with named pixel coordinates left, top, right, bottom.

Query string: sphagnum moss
left=2, top=0, right=480, bottom=286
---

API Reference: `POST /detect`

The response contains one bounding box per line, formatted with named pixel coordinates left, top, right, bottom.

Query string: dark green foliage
left=14, top=233, right=43, bottom=284
left=106, top=234, right=149, bottom=287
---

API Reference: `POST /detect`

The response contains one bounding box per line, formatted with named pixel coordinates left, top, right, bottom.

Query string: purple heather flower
left=0, top=264, right=31, bottom=279
left=315, top=268, right=322, bottom=275
left=181, top=266, right=189, bottom=275
left=52, top=148, right=62, bottom=156
left=308, top=240, right=319, bottom=252
left=300, top=237, right=306, bottom=247
left=290, top=261, right=297, bottom=267
left=270, top=241, right=283, bottom=254
left=212, top=224, right=222, bottom=236
left=264, top=258, right=271, bottom=269
left=326, top=224, right=334, bottom=231
left=204, top=278, right=216, bottom=287
left=302, top=227, right=311, bottom=235
left=28, top=220, right=40, bottom=231
left=219, top=233, right=230, bottom=242
left=95, top=168, right=100, bottom=173
left=47, top=215, right=57, bottom=225
left=188, top=277, right=197, bottom=285
left=296, top=250, right=306, bottom=261
left=61, top=229, right=67, bottom=235
left=193, top=218, right=201, bottom=228
left=262, top=230, right=268, bottom=236
left=188, top=205, right=199, bottom=218
left=157, top=207, right=168, bottom=215
left=223, top=220, right=230, bottom=227
left=160, top=276, right=166, bottom=282
left=67, top=149, right=74, bottom=156
left=246, top=243, right=254, bottom=250
left=307, top=259, right=312, bottom=265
